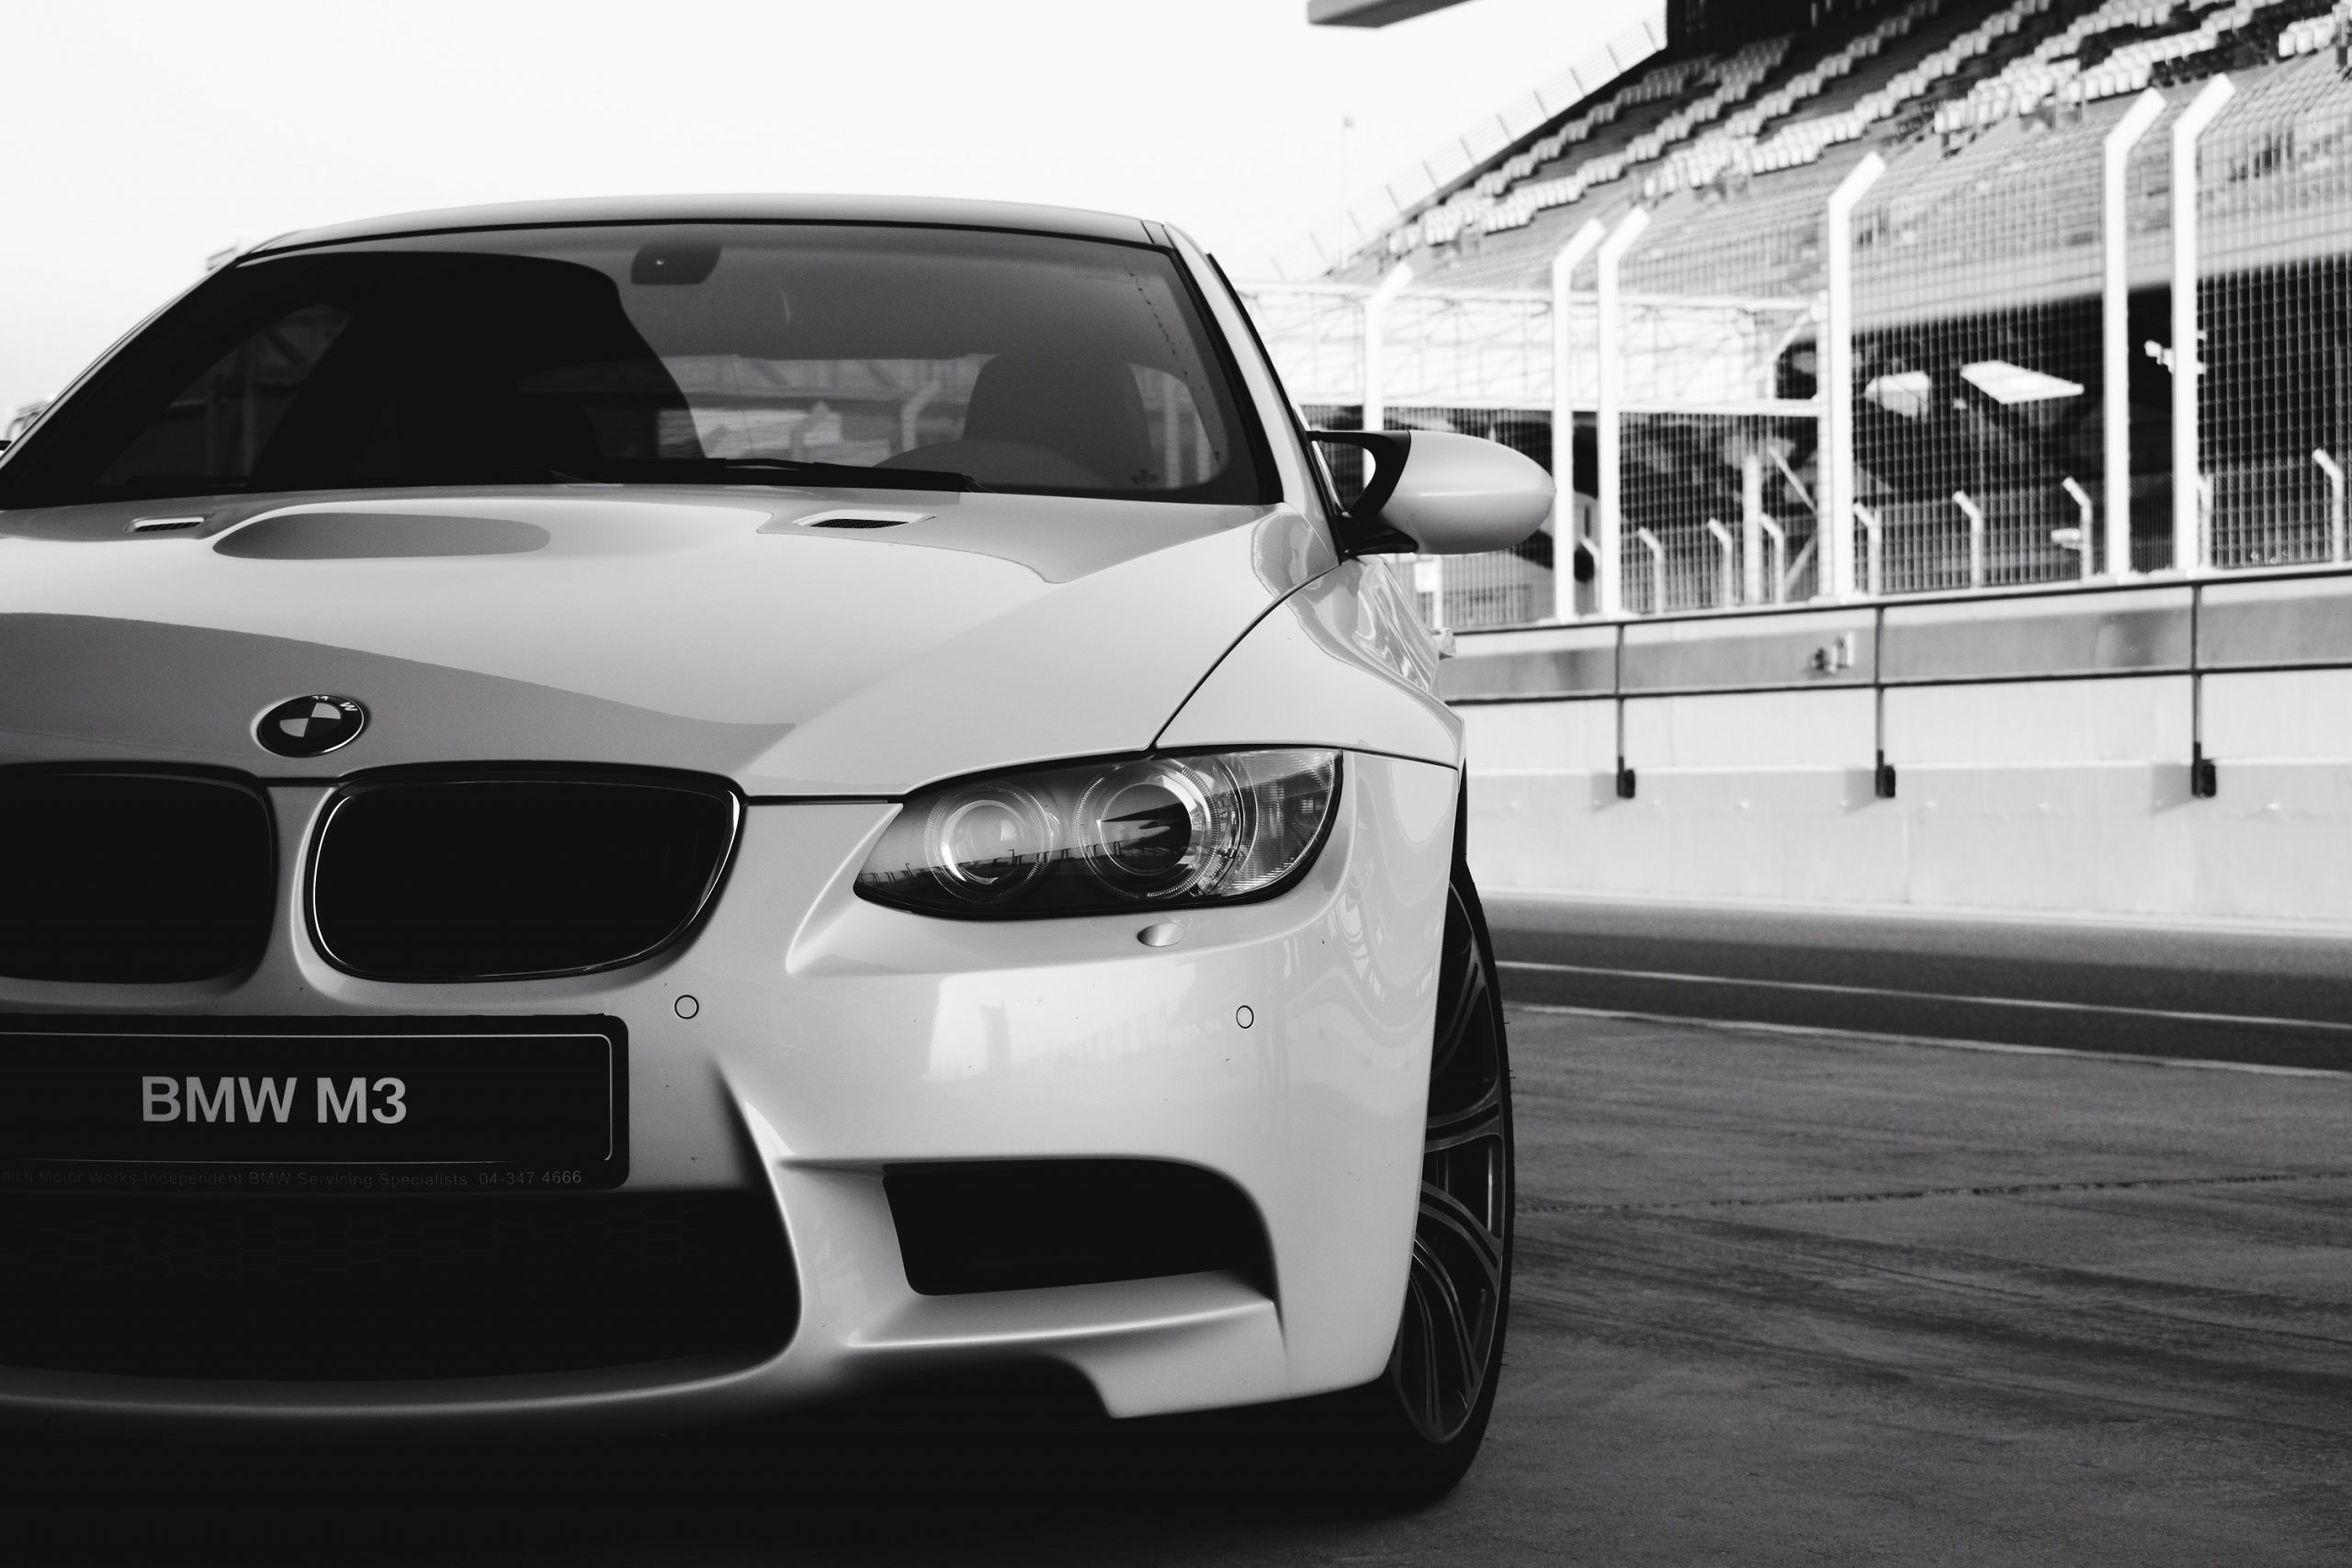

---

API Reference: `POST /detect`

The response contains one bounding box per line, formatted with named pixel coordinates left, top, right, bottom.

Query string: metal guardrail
left=1442, top=561, right=2352, bottom=801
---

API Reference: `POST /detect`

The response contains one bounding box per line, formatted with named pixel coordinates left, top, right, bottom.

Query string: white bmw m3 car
left=0, top=197, right=1547, bottom=1497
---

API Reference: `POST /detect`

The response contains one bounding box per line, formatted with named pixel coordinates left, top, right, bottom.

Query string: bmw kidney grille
left=310, top=773, right=741, bottom=981
left=0, top=771, right=276, bottom=984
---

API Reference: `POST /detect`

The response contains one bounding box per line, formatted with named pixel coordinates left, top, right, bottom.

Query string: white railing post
left=1549, top=220, right=1608, bottom=620
left=1954, top=491, right=1986, bottom=589
left=1742, top=453, right=1767, bottom=605
left=1415, top=556, right=1448, bottom=631
left=2103, top=89, right=2165, bottom=580
left=2172, top=74, right=2234, bottom=576
left=1822, top=152, right=1887, bottom=603
left=1854, top=503, right=1883, bottom=596
left=2317, top=448, right=2346, bottom=563
left=1363, top=260, right=1419, bottom=623
left=2061, top=476, right=2095, bottom=581
left=1634, top=527, right=1668, bottom=615
left=1757, top=513, right=1787, bottom=604
left=1595, top=206, right=1651, bottom=619
left=1362, top=261, right=1415, bottom=435
left=1705, top=518, right=1738, bottom=606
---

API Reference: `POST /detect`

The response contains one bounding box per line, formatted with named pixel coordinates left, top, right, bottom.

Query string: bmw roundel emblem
left=255, top=694, right=368, bottom=758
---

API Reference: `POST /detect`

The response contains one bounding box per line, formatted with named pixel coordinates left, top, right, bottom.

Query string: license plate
left=0, top=1016, right=627, bottom=1193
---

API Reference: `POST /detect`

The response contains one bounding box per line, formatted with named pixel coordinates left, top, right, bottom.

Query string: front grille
left=0, top=770, right=274, bottom=983
left=0, top=1190, right=797, bottom=1380
left=310, top=772, right=740, bottom=980
left=886, top=1159, right=1273, bottom=1297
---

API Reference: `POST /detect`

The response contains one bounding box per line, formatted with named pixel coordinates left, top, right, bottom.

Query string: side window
left=95, top=305, right=351, bottom=491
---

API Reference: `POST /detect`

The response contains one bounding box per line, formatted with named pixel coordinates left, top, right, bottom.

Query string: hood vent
left=788, top=507, right=933, bottom=531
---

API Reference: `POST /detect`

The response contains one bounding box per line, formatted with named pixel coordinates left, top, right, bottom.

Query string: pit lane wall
left=1449, top=570, right=2352, bottom=926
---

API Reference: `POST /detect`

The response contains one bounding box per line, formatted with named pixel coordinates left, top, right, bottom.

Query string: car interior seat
left=959, top=353, right=1159, bottom=489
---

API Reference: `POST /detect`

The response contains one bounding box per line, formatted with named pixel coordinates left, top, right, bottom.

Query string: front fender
left=1155, top=558, right=1461, bottom=766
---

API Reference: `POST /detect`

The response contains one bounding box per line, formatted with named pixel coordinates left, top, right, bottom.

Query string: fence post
left=1549, top=220, right=1608, bottom=621
left=1954, top=491, right=1986, bottom=589
left=1822, top=152, right=1887, bottom=604
left=1854, top=503, right=1883, bottom=597
left=1757, top=513, right=1787, bottom=604
left=1705, top=518, right=1738, bottom=606
left=1742, top=453, right=1767, bottom=604
left=1595, top=207, right=1651, bottom=619
left=2102, top=89, right=2165, bottom=580
left=1634, top=527, right=1668, bottom=615
left=2060, top=476, right=2095, bottom=581
left=1362, top=261, right=1415, bottom=435
left=2171, top=74, right=2235, bottom=577
left=2317, top=448, right=2346, bottom=563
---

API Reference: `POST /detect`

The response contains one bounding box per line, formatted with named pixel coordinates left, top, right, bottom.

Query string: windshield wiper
left=571, top=457, right=985, bottom=493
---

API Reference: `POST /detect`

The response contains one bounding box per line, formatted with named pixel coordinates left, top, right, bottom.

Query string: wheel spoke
left=1420, top=1176, right=1507, bottom=1274
left=1401, top=1265, right=1445, bottom=1434
left=1421, top=1236, right=1481, bottom=1384
left=1424, top=1095, right=1504, bottom=1150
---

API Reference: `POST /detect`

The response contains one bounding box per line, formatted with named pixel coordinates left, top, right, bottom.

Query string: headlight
left=855, top=749, right=1342, bottom=918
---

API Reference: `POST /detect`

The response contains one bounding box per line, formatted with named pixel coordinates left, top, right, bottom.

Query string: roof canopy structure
left=1306, top=0, right=1476, bottom=26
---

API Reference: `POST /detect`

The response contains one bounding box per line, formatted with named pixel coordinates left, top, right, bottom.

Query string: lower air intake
left=884, top=1159, right=1272, bottom=1297
left=0, top=1191, right=797, bottom=1381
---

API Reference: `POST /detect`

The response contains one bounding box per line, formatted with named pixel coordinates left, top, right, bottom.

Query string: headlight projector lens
left=856, top=750, right=1340, bottom=919
left=926, top=784, right=1053, bottom=905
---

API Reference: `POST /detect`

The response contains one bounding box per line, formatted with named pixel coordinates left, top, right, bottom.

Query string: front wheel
left=1389, top=862, right=1514, bottom=1460
left=1296, top=856, right=1515, bottom=1506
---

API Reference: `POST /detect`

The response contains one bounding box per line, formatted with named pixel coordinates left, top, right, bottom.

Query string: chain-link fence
left=1239, top=8, right=2352, bottom=633
left=2199, top=53, right=2352, bottom=570
left=1850, top=94, right=2120, bottom=587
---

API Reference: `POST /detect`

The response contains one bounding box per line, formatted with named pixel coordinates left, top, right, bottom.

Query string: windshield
left=0, top=223, right=1274, bottom=509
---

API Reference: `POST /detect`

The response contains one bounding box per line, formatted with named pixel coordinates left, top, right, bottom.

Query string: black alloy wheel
left=1390, top=865, right=1515, bottom=1450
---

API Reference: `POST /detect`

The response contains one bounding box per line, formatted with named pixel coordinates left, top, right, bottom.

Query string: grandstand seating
left=1276, top=0, right=2352, bottom=632
left=1332, top=0, right=2352, bottom=291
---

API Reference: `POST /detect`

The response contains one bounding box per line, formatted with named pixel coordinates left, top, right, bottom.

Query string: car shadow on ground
left=2, top=1371, right=1440, bottom=1566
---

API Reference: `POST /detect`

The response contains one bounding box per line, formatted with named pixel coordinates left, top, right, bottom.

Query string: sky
left=0, top=0, right=1656, bottom=418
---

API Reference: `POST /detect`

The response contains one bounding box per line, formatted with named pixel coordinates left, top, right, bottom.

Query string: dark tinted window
left=0, top=225, right=1272, bottom=508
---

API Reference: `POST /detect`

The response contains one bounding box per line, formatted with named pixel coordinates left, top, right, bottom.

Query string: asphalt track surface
left=10, top=921, right=2352, bottom=1562
left=1485, top=892, right=2352, bottom=1072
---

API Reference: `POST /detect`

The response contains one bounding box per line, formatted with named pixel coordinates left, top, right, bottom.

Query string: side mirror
left=1308, top=430, right=1553, bottom=556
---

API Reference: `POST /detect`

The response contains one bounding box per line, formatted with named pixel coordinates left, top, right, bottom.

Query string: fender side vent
left=130, top=515, right=207, bottom=533
left=808, top=516, right=910, bottom=529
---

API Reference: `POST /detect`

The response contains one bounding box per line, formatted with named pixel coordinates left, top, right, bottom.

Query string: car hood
left=0, top=488, right=1334, bottom=795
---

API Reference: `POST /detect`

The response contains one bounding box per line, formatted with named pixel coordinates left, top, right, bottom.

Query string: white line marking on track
left=1497, top=958, right=2352, bottom=1034
left=1509, top=1001, right=2352, bottom=1078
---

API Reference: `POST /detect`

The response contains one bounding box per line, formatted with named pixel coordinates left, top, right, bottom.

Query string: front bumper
left=0, top=751, right=1458, bottom=1429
